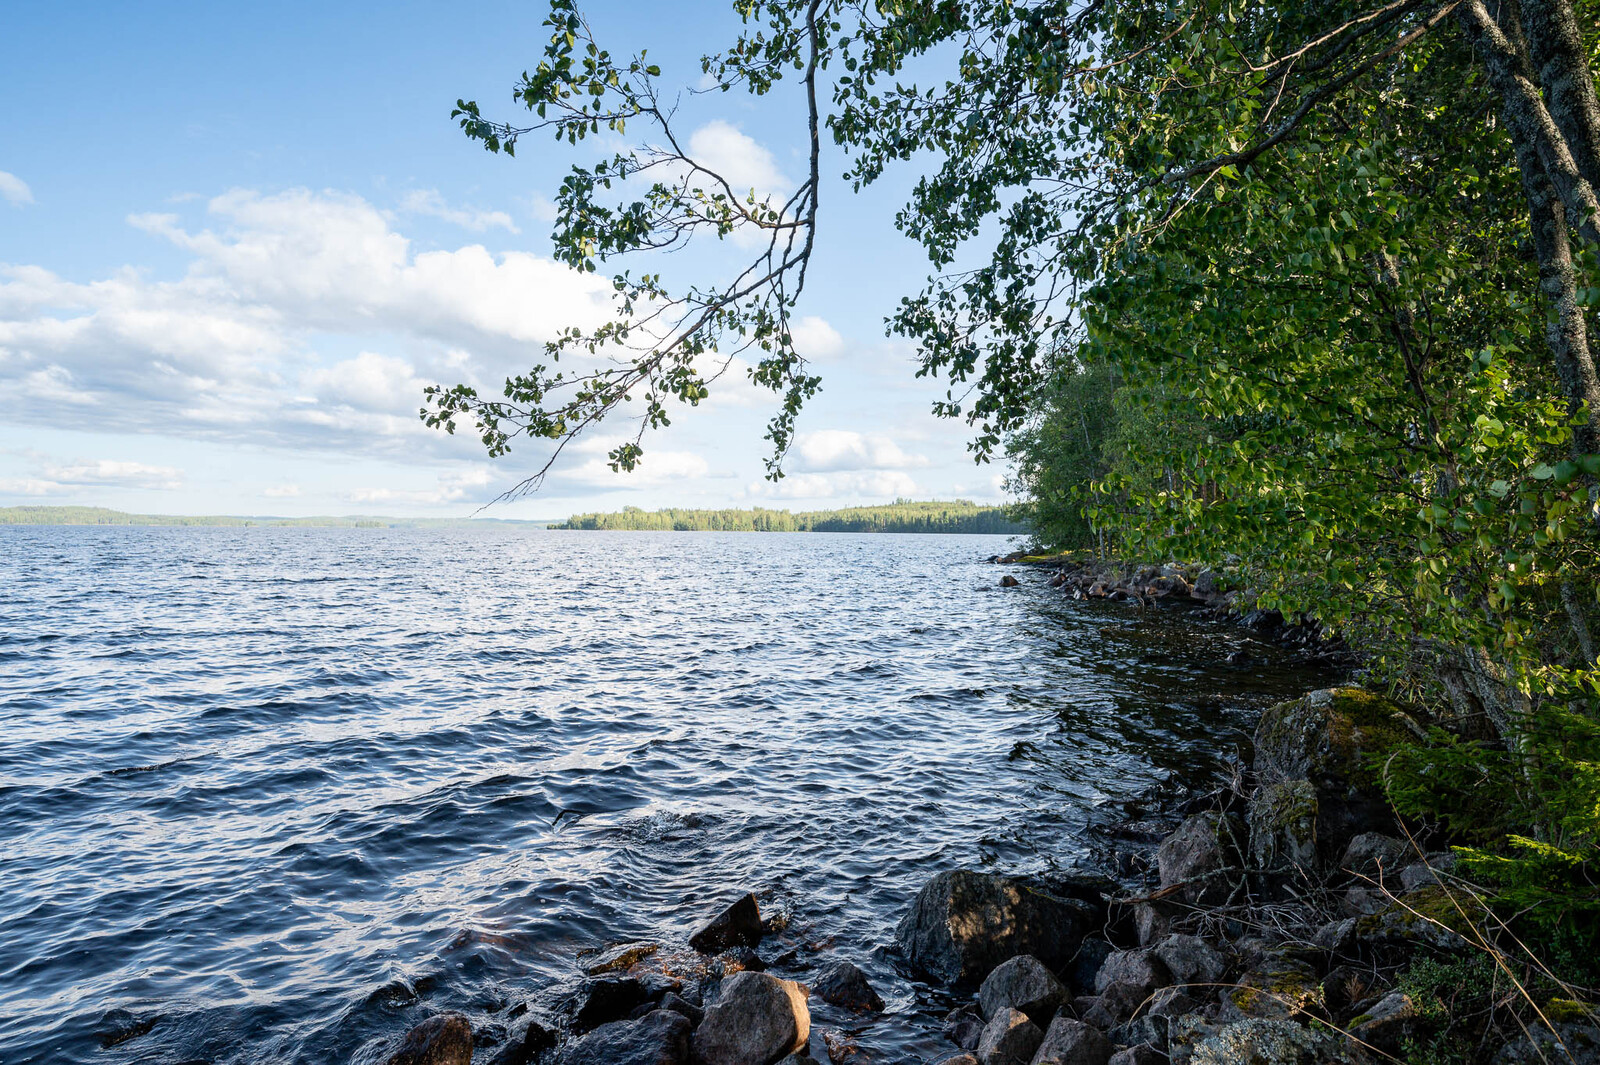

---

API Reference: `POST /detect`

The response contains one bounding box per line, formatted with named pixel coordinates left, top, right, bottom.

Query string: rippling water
left=0, top=527, right=1340, bottom=1064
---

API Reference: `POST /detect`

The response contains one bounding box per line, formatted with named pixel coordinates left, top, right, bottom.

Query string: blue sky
left=0, top=1, right=1009, bottom=518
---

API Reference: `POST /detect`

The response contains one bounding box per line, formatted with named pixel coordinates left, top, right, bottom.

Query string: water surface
left=0, top=528, right=1337, bottom=1063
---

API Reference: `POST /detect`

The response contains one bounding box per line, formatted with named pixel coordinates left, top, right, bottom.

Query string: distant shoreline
left=0, top=506, right=556, bottom=529
left=553, top=501, right=1024, bottom=534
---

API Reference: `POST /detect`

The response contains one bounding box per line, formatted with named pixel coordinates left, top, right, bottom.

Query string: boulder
left=1030, top=1017, right=1113, bottom=1065
left=584, top=941, right=660, bottom=975
left=1130, top=904, right=1170, bottom=948
left=690, top=971, right=809, bottom=1065
left=944, top=1004, right=986, bottom=1050
left=657, top=993, right=704, bottom=1027
left=1398, top=853, right=1456, bottom=893
left=1220, top=956, right=1322, bottom=1022
left=978, top=955, right=1067, bottom=1023
left=897, top=871, right=1101, bottom=988
left=1253, top=688, right=1421, bottom=863
left=1247, top=781, right=1320, bottom=875
left=975, top=1007, right=1043, bottom=1065
left=387, top=1014, right=473, bottom=1065
left=1152, top=935, right=1226, bottom=989
left=1184, top=1018, right=1351, bottom=1065
left=811, top=959, right=884, bottom=1012
left=1493, top=1020, right=1600, bottom=1065
left=486, top=1017, right=557, bottom=1065
left=1093, top=950, right=1171, bottom=999
left=1107, top=1046, right=1163, bottom=1065
left=1148, top=986, right=1197, bottom=1018
left=1346, top=992, right=1420, bottom=1055
left=1352, top=885, right=1470, bottom=955
left=1000, top=575, right=1021, bottom=588
left=1157, top=814, right=1246, bottom=905
left=563, top=1010, right=691, bottom=1065
left=574, top=976, right=652, bottom=1031
left=689, top=893, right=765, bottom=954
left=1338, top=833, right=1408, bottom=877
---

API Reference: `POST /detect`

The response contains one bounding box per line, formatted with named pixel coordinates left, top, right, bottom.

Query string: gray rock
left=658, top=992, right=704, bottom=1026
left=1152, top=935, right=1226, bottom=989
left=1107, top=1045, right=1163, bottom=1065
left=563, top=1010, right=691, bottom=1065
left=1148, top=985, right=1197, bottom=1017
left=1311, top=917, right=1357, bottom=953
left=979, top=955, right=1067, bottom=1023
left=1067, top=938, right=1113, bottom=995
left=689, top=894, right=765, bottom=954
left=945, top=1003, right=986, bottom=1050
left=1219, top=956, right=1322, bottom=1022
left=933, top=1057, right=982, bottom=1065
left=1398, top=853, right=1456, bottom=893
left=387, top=1013, right=472, bottom=1065
left=715, top=945, right=766, bottom=974
left=1193, top=569, right=1218, bottom=598
left=975, top=1007, right=1043, bottom=1065
left=690, top=971, right=809, bottom=1065
left=1157, top=814, right=1245, bottom=905
left=1030, top=1016, right=1112, bottom=1065
left=1130, top=904, right=1170, bottom=947
left=897, top=871, right=1101, bottom=988
left=1347, top=991, right=1420, bottom=1055
left=1086, top=980, right=1146, bottom=1026
left=1494, top=1021, right=1600, bottom=1065
left=1108, top=1016, right=1166, bottom=1051
left=1248, top=781, right=1320, bottom=873
left=575, top=976, right=651, bottom=1031
left=1352, top=886, right=1469, bottom=954
left=1093, top=950, right=1171, bottom=998
left=811, top=959, right=884, bottom=1012
left=584, top=941, right=660, bottom=975
left=1338, top=833, right=1408, bottom=876
left=1186, top=1018, right=1349, bottom=1065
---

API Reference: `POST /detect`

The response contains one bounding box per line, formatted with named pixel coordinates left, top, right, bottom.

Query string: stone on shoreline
left=977, top=955, right=1066, bottom=1023
left=574, top=975, right=652, bottom=1031
left=811, top=959, right=884, bottom=1012
left=1031, top=1016, right=1113, bottom=1065
left=975, top=1007, right=1042, bottom=1065
left=1157, top=813, right=1245, bottom=905
left=386, top=1013, right=473, bottom=1065
left=689, top=893, right=766, bottom=954
left=1094, top=949, right=1171, bottom=1000
left=486, top=1016, right=556, bottom=1065
left=1151, top=934, right=1225, bottom=989
left=584, top=941, right=660, bottom=975
left=690, top=971, right=810, bottom=1065
left=1182, top=1018, right=1350, bottom=1065
left=1247, top=781, right=1319, bottom=875
left=561, top=1010, right=690, bottom=1065
left=896, top=871, right=1101, bottom=988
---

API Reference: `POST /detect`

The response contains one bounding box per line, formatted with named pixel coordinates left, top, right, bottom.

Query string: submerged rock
left=562, top=1010, right=691, bottom=1065
left=689, top=893, right=766, bottom=954
left=386, top=1013, right=473, bottom=1065
left=897, top=870, right=1101, bottom=988
left=977, top=954, right=1066, bottom=1023
left=810, top=959, right=884, bottom=1012
left=690, top=971, right=809, bottom=1065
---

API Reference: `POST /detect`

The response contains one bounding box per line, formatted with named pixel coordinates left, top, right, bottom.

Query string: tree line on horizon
left=554, top=499, right=1023, bottom=533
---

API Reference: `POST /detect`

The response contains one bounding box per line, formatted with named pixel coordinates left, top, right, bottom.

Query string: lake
left=0, top=527, right=1337, bottom=1063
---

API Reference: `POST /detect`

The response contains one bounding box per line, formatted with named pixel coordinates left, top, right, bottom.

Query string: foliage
left=555, top=499, right=1022, bottom=533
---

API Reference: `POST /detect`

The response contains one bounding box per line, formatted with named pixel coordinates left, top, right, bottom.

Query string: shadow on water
left=0, top=528, right=1342, bottom=1065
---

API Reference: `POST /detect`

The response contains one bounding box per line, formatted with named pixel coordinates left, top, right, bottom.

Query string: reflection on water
left=0, top=528, right=1339, bottom=1064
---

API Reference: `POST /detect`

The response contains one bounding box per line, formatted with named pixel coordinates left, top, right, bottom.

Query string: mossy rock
left=1222, top=955, right=1324, bottom=1022
left=1248, top=780, right=1319, bottom=875
left=1352, top=886, right=1472, bottom=955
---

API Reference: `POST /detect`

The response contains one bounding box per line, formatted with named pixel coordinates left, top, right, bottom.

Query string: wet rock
left=978, top=955, right=1066, bottom=1023
left=716, top=945, right=766, bottom=974
left=690, top=971, right=810, bottom=1065
left=1220, top=956, right=1322, bottom=1022
left=658, top=993, right=704, bottom=1026
left=1346, top=991, right=1420, bottom=1055
left=975, top=1007, right=1043, bottom=1065
left=1093, top=950, right=1171, bottom=999
left=1000, top=575, right=1021, bottom=588
left=584, top=941, right=660, bottom=975
left=811, top=959, right=884, bottom=1012
left=487, top=1017, right=557, bottom=1065
left=641, top=972, right=685, bottom=999
left=689, top=893, right=766, bottom=954
left=1247, top=781, right=1319, bottom=874
left=1253, top=688, right=1421, bottom=862
left=563, top=1010, right=691, bottom=1065
left=387, top=1013, right=473, bottom=1065
left=897, top=871, right=1101, bottom=988
left=1338, top=833, right=1408, bottom=877
left=1493, top=1020, right=1600, bottom=1064
left=1031, top=1016, right=1113, bottom=1065
left=1184, top=1018, right=1350, bottom=1065
left=1157, top=813, right=1246, bottom=905
left=945, top=1003, right=986, bottom=1050
left=575, top=976, right=652, bottom=1031
left=1152, top=935, right=1225, bottom=989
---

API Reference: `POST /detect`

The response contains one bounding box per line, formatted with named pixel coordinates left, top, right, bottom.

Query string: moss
left=1544, top=998, right=1598, bottom=1024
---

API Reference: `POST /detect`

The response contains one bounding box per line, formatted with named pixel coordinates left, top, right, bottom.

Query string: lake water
left=0, top=527, right=1338, bottom=1064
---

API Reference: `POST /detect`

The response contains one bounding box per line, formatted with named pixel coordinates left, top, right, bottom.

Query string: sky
left=0, top=1, right=1011, bottom=519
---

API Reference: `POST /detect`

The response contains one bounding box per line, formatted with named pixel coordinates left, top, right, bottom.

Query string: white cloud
left=0, top=477, right=61, bottom=495
left=748, top=469, right=921, bottom=501
left=790, top=315, right=844, bottom=361
left=44, top=459, right=184, bottom=490
left=0, top=188, right=621, bottom=462
left=263, top=484, right=301, bottom=498
left=791, top=429, right=928, bottom=472
left=686, top=121, right=789, bottom=198
left=400, top=189, right=519, bottom=233
left=348, top=466, right=497, bottom=506
left=0, top=171, right=33, bottom=207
